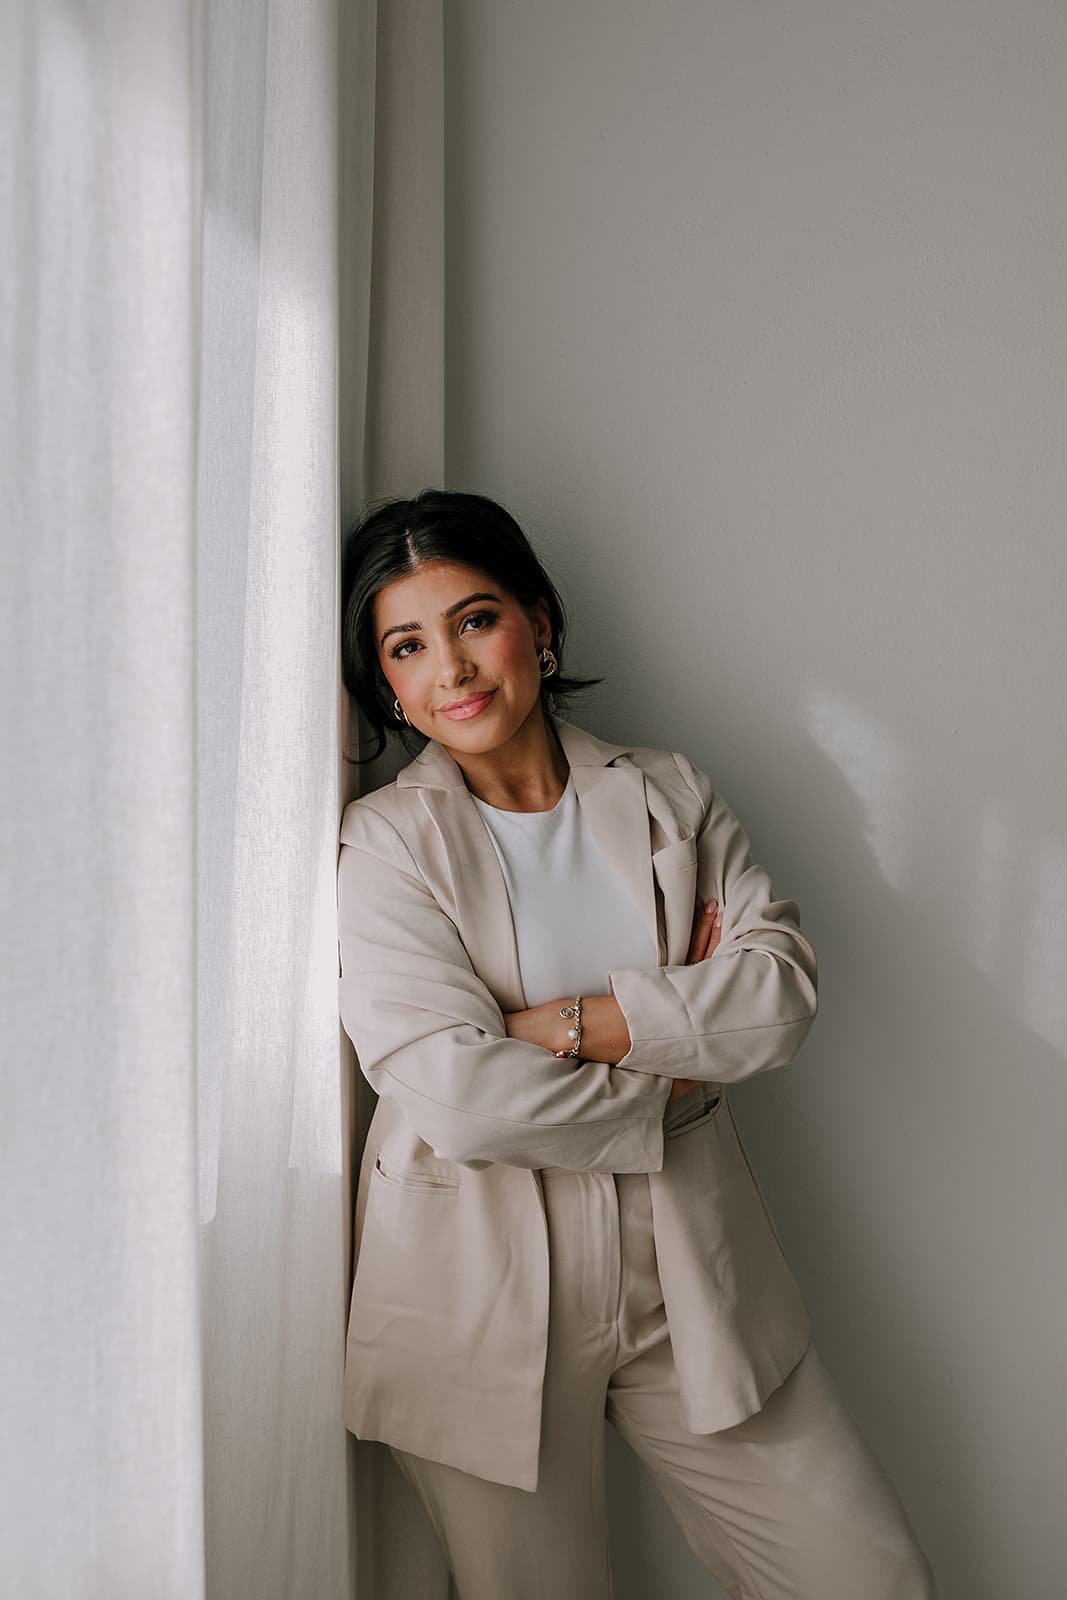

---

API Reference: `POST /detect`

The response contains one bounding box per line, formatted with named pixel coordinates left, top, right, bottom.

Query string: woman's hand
left=504, top=994, right=630, bottom=1063
left=667, top=899, right=723, bottom=1103
left=504, top=1000, right=571, bottom=1053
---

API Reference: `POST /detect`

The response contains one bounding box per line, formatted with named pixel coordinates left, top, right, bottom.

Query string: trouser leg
left=607, top=1173, right=938, bottom=1600
left=390, top=1158, right=937, bottom=1600
left=390, top=1167, right=622, bottom=1600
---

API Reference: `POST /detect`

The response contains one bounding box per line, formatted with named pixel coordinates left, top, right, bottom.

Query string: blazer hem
left=675, top=1329, right=814, bottom=1435
left=344, top=1401, right=542, bottom=1493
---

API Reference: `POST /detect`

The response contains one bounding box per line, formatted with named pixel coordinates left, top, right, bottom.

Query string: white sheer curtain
left=2, top=0, right=445, bottom=1594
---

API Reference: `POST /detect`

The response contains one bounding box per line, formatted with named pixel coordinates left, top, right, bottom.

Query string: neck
left=450, top=704, right=570, bottom=812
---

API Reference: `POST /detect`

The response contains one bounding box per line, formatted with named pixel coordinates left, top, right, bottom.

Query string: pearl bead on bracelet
left=552, top=995, right=583, bottom=1059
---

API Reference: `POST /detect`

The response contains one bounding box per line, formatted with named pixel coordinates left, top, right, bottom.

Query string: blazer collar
left=393, top=714, right=668, bottom=1013
left=395, top=713, right=634, bottom=789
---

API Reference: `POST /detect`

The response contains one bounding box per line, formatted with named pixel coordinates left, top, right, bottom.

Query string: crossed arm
left=502, top=899, right=724, bottom=1104
left=337, top=761, right=817, bottom=1170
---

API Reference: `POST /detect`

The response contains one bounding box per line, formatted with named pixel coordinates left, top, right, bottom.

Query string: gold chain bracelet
left=552, top=994, right=583, bottom=1059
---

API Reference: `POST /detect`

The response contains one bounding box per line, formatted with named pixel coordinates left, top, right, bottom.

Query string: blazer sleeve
left=607, top=751, right=818, bottom=1082
left=336, top=806, right=673, bottom=1173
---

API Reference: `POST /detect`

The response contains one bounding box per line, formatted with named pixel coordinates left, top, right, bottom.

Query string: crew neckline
left=471, top=769, right=574, bottom=817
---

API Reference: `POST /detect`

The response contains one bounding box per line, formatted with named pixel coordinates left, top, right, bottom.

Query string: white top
left=471, top=770, right=658, bottom=1008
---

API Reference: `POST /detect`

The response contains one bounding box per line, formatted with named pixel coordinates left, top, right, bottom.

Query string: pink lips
left=438, top=690, right=497, bottom=720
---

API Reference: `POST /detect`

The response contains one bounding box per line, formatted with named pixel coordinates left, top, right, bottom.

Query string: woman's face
left=373, top=559, right=553, bottom=755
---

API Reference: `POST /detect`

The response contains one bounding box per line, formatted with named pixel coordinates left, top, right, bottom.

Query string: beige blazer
left=337, top=713, right=818, bottom=1492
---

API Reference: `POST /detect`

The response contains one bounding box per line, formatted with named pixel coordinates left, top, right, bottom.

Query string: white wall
left=444, top=4, right=1067, bottom=1595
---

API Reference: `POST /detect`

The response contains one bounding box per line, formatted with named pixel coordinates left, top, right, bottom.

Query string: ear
left=531, top=596, right=553, bottom=649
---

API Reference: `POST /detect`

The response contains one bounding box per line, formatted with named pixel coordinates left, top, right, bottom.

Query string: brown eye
left=461, top=609, right=497, bottom=632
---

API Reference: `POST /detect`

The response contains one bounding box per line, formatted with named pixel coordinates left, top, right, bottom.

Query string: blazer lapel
left=394, top=714, right=677, bottom=1008
left=564, top=761, right=657, bottom=958
left=427, top=785, right=529, bottom=1012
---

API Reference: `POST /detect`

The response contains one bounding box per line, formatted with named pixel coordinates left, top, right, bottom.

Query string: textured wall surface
left=443, top=4, right=1067, bottom=1594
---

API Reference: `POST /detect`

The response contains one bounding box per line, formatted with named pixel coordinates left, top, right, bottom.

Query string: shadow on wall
left=720, top=675, right=1067, bottom=1600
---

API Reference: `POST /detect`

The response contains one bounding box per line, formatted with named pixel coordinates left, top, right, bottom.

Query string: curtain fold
left=3, top=0, right=446, bottom=1594
left=196, top=0, right=354, bottom=1593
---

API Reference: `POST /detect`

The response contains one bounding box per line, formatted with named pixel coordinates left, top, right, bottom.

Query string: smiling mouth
left=438, top=690, right=497, bottom=718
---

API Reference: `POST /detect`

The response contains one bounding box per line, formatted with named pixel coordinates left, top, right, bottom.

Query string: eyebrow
left=379, top=592, right=503, bottom=648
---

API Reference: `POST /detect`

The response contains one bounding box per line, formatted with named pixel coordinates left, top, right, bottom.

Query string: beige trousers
left=391, top=1087, right=937, bottom=1600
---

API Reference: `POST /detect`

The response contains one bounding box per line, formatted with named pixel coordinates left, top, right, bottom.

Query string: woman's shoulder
left=558, top=715, right=713, bottom=799
left=612, top=738, right=715, bottom=820
left=339, top=780, right=420, bottom=866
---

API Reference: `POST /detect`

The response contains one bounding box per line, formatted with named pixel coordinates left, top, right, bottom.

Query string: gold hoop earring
left=393, top=696, right=409, bottom=726
left=538, top=646, right=558, bottom=679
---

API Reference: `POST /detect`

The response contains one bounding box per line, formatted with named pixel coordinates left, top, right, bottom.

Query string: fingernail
left=705, top=900, right=717, bottom=914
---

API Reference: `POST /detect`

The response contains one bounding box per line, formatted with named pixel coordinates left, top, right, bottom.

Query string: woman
left=337, top=489, right=936, bottom=1599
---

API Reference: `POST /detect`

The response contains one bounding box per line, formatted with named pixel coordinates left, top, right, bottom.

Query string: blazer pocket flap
left=651, top=833, right=699, bottom=879
left=664, top=1084, right=724, bottom=1138
left=374, top=1153, right=460, bottom=1196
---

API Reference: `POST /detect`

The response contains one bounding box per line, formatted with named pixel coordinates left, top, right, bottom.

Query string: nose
left=435, top=634, right=476, bottom=688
